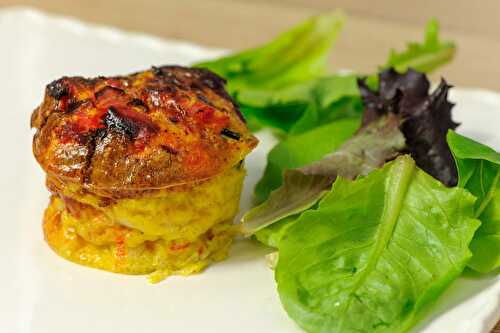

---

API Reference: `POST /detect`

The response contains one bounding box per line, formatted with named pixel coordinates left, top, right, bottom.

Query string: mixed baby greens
left=195, top=12, right=499, bottom=333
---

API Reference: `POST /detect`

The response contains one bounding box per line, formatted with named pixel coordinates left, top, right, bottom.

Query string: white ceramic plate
left=0, top=7, right=498, bottom=333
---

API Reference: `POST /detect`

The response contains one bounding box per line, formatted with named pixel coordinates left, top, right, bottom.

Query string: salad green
left=254, top=214, right=299, bottom=249
left=448, top=131, right=500, bottom=273
left=383, top=19, right=456, bottom=73
left=196, top=12, right=344, bottom=95
left=196, top=15, right=454, bottom=136
left=254, top=118, right=360, bottom=204
left=287, top=75, right=361, bottom=135
left=245, top=69, right=458, bottom=238
left=242, top=113, right=405, bottom=236
left=196, top=12, right=499, bottom=333
left=196, top=12, right=345, bottom=133
left=276, top=156, right=480, bottom=333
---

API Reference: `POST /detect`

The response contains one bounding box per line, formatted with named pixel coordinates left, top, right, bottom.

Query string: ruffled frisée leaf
left=384, top=19, right=456, bottom=73
left=447, top=131, right=500, bottom=273
left=276, top=155, right=480, bottom=333
left=241, top=114, right=405, bottom=236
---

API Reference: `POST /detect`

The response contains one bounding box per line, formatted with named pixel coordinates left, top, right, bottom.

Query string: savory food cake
left=31, top=65, right=258, bottom=281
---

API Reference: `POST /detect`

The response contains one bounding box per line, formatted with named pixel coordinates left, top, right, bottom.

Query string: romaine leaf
left=254, top=118, right=361, bottom=203
left=195, top=13, right=346, bottom=135
left=358, top=68, right=459, bottom=186
left=235, top=77, right=317, bottom=108
left=384, top=19, right=456, bottom=73
left=242, top=114, right=405, bottom=235
left=447, top=131, right=500, bottom=273
left=233, top=74, right=362, bottom=135
left=276, top=155, right=480, bottom=333
left=254, top=215, right=300, bottom=249
left=240, top=103, right=307, bottom=134
left=195, top=12, right=344, bottom=96
left=288, top=75, right=363, bottom=135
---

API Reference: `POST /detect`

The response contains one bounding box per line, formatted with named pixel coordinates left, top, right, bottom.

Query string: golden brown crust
left=32, top=66, right=258, bottom=191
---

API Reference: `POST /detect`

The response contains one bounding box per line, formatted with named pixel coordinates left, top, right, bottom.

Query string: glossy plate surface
left=0, top=8, right=498, bottom=333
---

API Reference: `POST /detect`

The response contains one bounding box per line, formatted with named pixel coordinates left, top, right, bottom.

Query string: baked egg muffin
left=31, top=65, right=258, bottom=281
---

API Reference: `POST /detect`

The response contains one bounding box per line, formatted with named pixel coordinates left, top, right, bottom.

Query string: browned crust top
left=31, top=65, right=257, bottom=191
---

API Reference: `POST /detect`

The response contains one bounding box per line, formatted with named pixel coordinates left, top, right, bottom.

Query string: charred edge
left=95, top=86, right=126, bottom=99
left=198, top=68, right=228, bottom=95
left=151, top=66, right=183, bottom=86
left=155, top=65, right=189, bottom=75
left=195, top=67, right=227, bottom=85
left=196, top=67, right=245, bottom=122
left=66, top=99, right=91, bottom=113
left=104, top=107, right=139, bottom=139
left=83, top=128, right=107, bottom=185
left=161, top=85, right=177, bottom=94
left=221, top=128, right=240, bottom=140
left=151, top=66, right=163, bottom=76
left=196, top=93, right=213, bottom=106
left=47, top=78, right=69, bottom=100
left=127, top=98, right=149, bottom=110
left=190, top=82, right=202, bottom=91
left=151, top=66, right=244, bottom=120
left=160, top=144, right=178, bottom=155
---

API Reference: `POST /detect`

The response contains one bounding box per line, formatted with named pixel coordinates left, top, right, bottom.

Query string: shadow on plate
left=222, top=238, right=274, bottom=265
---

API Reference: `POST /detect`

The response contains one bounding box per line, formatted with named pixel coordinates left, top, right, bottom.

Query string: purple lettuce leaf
left=358, top=68, right=458, bottom=186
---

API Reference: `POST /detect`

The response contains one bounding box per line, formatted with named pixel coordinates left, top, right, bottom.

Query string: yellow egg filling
left=42, top=165, right=245, bottom=281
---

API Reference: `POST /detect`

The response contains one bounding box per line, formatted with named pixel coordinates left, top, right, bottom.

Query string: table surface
left=2, top=0, right=500, bottom=92
left=1, top=0, right=499, bottom=332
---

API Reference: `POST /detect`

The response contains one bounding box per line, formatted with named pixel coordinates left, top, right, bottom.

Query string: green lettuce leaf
left=384, top=19, right=456, bottom=73
left=254, top=117, right=361, bottom=203
left=239, top=103, right=306, bottom=134
left=254, top=215, right=300, bottom=248
left=276, top=155, right=480, bottom=333
left=195, top=12, right=344, bottom=97
left=447, top=131, right=500, bottom=273
left=238, top=76, right=362, bottom=135
left=288, top=75, right=363, bottom=135
left=196, top=12, right=345, bottom=134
